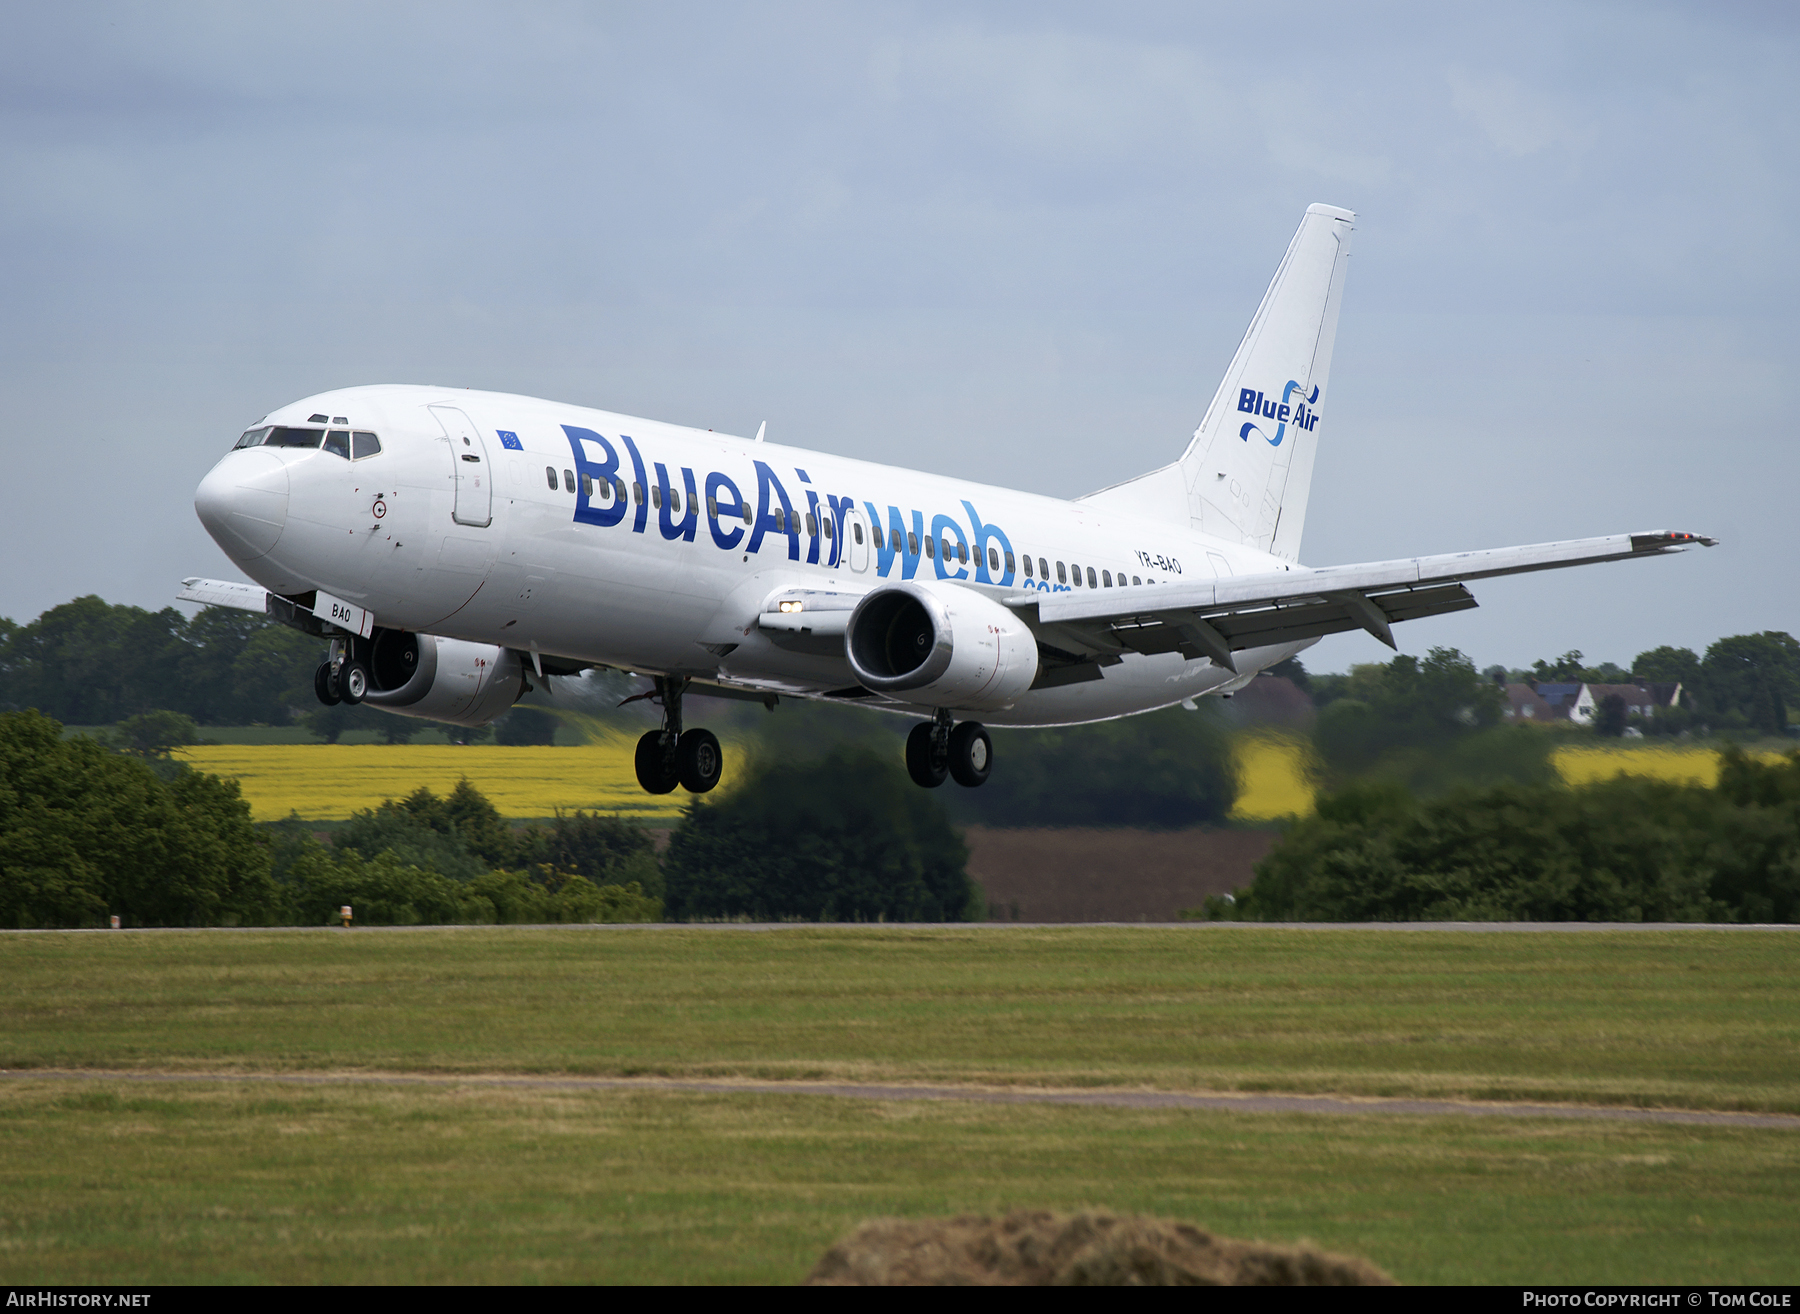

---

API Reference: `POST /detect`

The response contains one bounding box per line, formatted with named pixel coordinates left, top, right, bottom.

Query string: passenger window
left=633, top=481, right=644, bottom=504
left=564, top=470, right=575, bottom=493
left=1102, top=570, right=1112, bottom=587
left=954, top=541, right=965, bottom=563
left=1024, top=556, right=1034, bottom=578
left=1132, top=575, right=1141, bottom=586
left=805, top=512, right=818, bottom=536
left=580, top=473, right=593, bottom=497
left=670, top=489, right=681, bottom=513
left=615, top=478, right=628, bottom=503
left=742, top=504, right=753, bottom=525
left=925, top=536, right=936, bottom=560
left=908, top=531, right=919, bottom=556
left=651, top=485, right=662, bottom=509
left=1039, top=557, right=1049, bottom=580
left=707, top=496, right=719, bottom=518
left=352, top=431, right=380, bottom=459
left=321, top=429, right=348, bottom=458
left=854, top=523, right=864, bottom=545
left=546, top=467, right=557, bottom=490
left=597, top=479, right=612, bottom=502
left=1087, top=567, right=1097, bottom=588
left=1000, top=549, right=1010, bottom=572
left=1072, top=563, right=1083, bottom=586
left=1056, top=561, right=1067, bottom=584
left=824, top=517, right=833, bottom=539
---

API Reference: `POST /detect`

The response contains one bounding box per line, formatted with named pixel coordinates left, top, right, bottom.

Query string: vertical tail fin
left=1079, top=203, right=1354, bottom=563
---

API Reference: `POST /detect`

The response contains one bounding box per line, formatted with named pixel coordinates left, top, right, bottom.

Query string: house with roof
left=1502, top=683, right=1562, bottom=722
left=1501, top=680, right=1683, bottom=725
left=1569, top=682, right=1683, bottom=725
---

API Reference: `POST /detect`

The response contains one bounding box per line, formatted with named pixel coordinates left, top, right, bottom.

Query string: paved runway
left=4, top=1068, right=1796, bottom=1129
left=3, top=921, right=1797, bottom=934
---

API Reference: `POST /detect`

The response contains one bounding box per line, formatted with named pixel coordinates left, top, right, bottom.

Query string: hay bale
left=803, top=1210, right=1395, bottom=1286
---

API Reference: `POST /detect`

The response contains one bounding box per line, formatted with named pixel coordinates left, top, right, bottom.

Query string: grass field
left=3, top=1077, right=1793, bottom=1285
left=2, top=925, right=1796, bottom=1285
left=3, top=925, right=1796, bottom=1284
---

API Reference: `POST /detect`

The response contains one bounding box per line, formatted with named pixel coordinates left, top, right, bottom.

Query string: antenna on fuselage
left=754, top=421, right=766, bottom=443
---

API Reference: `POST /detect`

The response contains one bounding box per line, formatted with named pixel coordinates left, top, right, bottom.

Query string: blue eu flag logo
left=497, top=430, right=523, bottom=451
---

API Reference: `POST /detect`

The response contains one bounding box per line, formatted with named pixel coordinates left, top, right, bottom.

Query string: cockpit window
left=352, top=431, right=381, bottom=459
left=262, top=427, right=325, bottom=449
left=234, top=426, right=273, bottom=449
left=323, top=430, right=351, bottom=459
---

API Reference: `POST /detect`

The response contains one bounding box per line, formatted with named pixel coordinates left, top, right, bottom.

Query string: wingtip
left=1630, top=531, right=1719, bottom=552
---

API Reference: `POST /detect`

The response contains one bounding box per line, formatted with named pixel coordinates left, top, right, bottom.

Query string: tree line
left=1202, top=749, right=1800, bottom=924
left=0, top=709, right=977, bottom=928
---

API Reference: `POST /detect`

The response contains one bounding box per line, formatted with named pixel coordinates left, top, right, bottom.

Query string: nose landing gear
left=632, top=676, right=724, bottom=795
left=312, top=640, right=370, bottom=707
left=906, top=710, right=991, bottom=789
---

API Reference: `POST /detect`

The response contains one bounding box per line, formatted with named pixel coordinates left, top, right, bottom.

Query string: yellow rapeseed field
left=1229, top=735, right=1319, bottom=821
left=177, top=736, right=716, bottom=821
left=1226, top=740, right=1795, bottom=821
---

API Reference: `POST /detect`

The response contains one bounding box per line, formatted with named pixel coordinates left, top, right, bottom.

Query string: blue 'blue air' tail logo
left=1238, top=380, right=1320, bottom=446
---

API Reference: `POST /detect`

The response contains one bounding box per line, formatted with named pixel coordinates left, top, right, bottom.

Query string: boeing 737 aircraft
left=181, top=204, right=1713, bottom=796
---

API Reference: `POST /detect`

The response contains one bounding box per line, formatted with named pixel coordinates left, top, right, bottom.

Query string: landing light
left=778, top=600, right=803, bottom=613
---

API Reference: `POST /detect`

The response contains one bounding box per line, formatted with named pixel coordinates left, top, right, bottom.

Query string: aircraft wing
left=177, top=577, right=270, bottom=612
left=1006, top=531, right=1716, bottom=673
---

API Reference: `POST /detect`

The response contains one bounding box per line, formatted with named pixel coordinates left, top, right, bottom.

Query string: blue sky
left=2, top=2, right=1793, bottom=672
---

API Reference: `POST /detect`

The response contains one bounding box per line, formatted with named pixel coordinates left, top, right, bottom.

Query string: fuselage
left=194, top=383, right=1307, bottom=726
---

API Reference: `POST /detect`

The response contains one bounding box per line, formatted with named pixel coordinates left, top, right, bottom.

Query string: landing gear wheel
left=634, top=729, right=679, bottom=795
left=314, top=661, right=342, bottom=706
left=676, top=728, right=723, bottom=794
left=905, top=722, right=947, bottom=788
left=338, top=661, right=369, bottom=705
left=948, top=721, right=991, bottom=788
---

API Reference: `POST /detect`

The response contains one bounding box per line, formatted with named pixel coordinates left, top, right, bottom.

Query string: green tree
left=664, top=746, right=972, bottom=922
left=0, top=709, right=276, bottom=928
left=947, top=705, right=1237, bottom=829
left=113, top=709, right=201, bottom=757
left=1701, top=632, right=1800, bottom=735
left=522, top=810, right=661, bottom=898
left=1593, top=693, right=1629, bottom=738
left=494, top=706, right=560, bottom=745
left=1313, top=647, right=1507, bottom=782
left=1632, top=645, right=1701, bottom=688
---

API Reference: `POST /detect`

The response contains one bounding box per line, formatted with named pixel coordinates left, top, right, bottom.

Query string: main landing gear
left=313, top=639, right=370, bottom=707
left=633, top=676, right=723, bottom=795
left=905, top=709, right=991, bottom=789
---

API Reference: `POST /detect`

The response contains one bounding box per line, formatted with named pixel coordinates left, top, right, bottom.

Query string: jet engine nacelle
left=360, top=629, right=523, bottom=727
left=845, top=581, right=1038, bottom=711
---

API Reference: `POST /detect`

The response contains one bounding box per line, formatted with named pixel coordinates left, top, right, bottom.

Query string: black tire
left=905, top=722, right=946, bottom=788
left=339, top=661, right=370, bottom=705
left=314, top=661, right=342, bottom=706
left=634, top=729, right=679, bottom=795
left=676, top=728, right=723, bottom=793
left=948, top=721, right=991, bottom=788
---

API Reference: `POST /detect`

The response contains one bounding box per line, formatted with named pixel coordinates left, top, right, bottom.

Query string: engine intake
left=359, top=629, right=524, bottom=727
left=845, top=582, right=1038, bottom=711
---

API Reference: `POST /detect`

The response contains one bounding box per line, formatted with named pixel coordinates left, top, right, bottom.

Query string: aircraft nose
left=195, top=449, right=289, bottom=561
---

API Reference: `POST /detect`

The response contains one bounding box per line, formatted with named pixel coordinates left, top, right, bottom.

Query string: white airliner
left=181, top=203, right=1714, bottom=795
